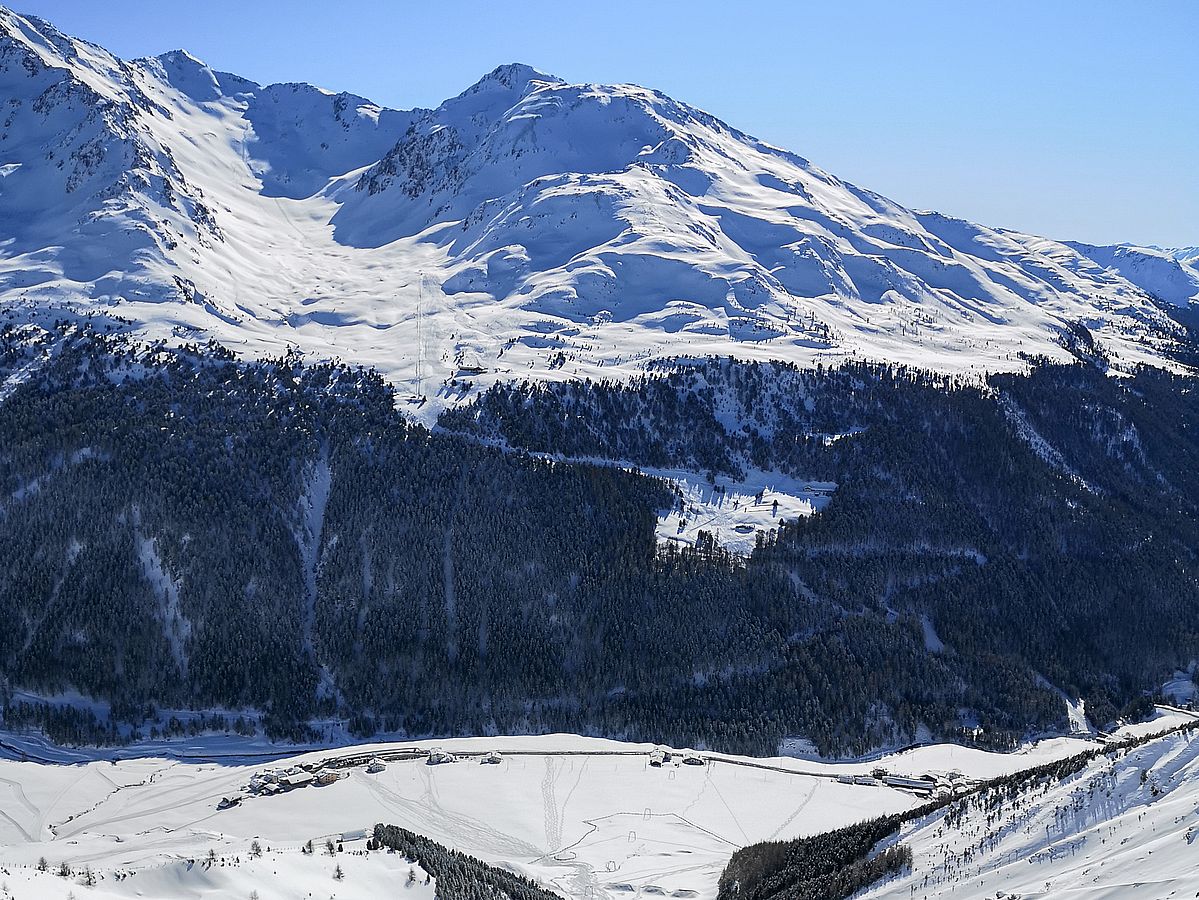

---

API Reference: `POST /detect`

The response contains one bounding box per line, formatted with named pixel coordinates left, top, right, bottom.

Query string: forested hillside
left=1, top=324, right=1195, bottom=756
left=444, top=354, right=1199, bottom=734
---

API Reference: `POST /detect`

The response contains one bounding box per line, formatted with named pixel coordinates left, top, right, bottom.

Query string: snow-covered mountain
left=1172, top=246, right=1199, bottom=268
left=1065, top=240, right=1199, bottom=318
left=0, top=6, right=1193, bottom=413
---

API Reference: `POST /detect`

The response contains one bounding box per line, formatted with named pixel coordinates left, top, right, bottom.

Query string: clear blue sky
left=16, top=0, right=1198, bottom=248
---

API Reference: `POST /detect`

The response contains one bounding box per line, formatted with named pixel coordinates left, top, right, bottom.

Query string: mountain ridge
left=1, top=5, right=1196, bottom=416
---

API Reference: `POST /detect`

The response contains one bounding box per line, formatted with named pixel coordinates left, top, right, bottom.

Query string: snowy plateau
left=0, top=5, right=1197, bottom=432
left=5, top=6, right=1199, bottom=900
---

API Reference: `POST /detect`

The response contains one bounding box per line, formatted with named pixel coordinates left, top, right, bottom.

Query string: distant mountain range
left=1168, top=246, right=1199, bottom=268
left=1, top=6, right=1196, bottom=407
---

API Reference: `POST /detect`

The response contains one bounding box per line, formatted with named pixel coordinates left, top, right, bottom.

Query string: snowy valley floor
left=0, top=715, right=1196, bottom=900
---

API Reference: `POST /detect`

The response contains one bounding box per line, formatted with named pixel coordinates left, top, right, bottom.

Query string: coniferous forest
left=370, top=824, right=560, bottom=900
left=0, top=323, right=1196, bottom=756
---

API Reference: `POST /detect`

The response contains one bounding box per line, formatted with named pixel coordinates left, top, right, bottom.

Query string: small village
left=231, top=745, right=507, bottom=806
left=218, top=743, right=971, bottom=812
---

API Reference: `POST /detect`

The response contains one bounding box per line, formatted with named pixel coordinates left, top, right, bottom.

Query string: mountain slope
left=1064, top=240, right=1199, bottom=318
left=1174, top=246, right=1199, bottom=267
left=721, top=720, right=1199, bottom=900
left=0, top=10, right=219, bottom=304
left=0, top=6, right=1191, bottom=415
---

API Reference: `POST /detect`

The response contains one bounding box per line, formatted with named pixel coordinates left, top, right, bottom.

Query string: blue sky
left=16, top=0, right=1197, bottom=248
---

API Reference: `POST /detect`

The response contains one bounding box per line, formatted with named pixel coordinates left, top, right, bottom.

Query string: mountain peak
left=0, top=7, right=78, bottom=59
left=146, top=48, right=227, bottom=101
left=155, top=47, right=206, bottom=66
left=468, top=62, right=563, bottom=95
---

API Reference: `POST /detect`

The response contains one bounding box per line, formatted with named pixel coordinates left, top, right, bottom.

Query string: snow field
left=2, top=720, right=1192, bottom=900
left=652, top=467, right=833, bottom=554
left=0, top=844, right=434, bottom=900
left=863, top=726, right=1199, bottom=899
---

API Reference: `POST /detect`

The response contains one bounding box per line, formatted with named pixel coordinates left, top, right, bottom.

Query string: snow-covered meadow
left=652, top=467, right=834, bottom=554
left=1, top=715, right=1195, bottom=900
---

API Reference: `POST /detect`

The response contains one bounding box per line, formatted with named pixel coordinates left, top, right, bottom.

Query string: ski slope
left=0, top=718, right=1194, bottom=900
left=863, top=723, right=1199, bottom=900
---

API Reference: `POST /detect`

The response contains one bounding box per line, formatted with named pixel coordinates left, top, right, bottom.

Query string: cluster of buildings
left=427, top=748, right=503, bottom=765
left=649, top=747, right=705, bottom=768
left=836, top=767, right=975, bottom=799
left=231, top=747, right=509, bottom=808
left=245, top=763, right=345, bottom=797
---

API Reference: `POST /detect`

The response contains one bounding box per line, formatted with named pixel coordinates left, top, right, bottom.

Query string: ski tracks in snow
left=0, top=775, right=39, bottom=842
left=402, top=767, right=542, bottom=858
left=541, top=756, right=562, bottom=849
left=766, top=778, right=819, bottom=842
